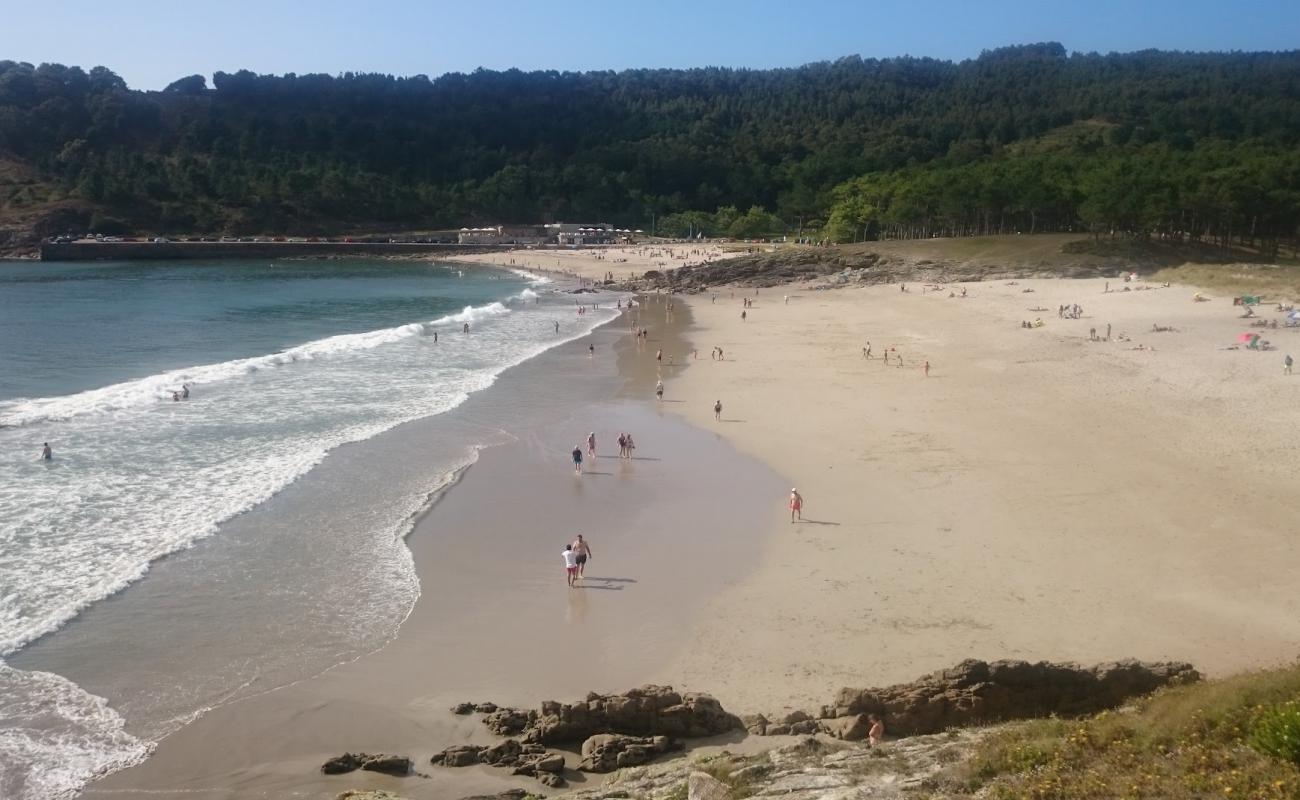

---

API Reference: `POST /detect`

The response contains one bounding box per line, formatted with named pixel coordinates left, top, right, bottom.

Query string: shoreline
left=86, top=290, right=790, bottom=799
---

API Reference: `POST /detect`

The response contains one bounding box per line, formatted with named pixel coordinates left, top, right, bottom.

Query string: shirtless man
left=571, top=534, right=593, bottom=579
left=867, top=714, right=885, bottom=746
left=789, top=488, right=803, bottom=522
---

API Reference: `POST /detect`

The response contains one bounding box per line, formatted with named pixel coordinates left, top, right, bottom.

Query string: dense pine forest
left=1, top=43, right=1298, bottom=252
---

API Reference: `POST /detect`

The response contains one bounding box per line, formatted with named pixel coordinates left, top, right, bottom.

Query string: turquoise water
left=0, top=258, right=620, bottom=800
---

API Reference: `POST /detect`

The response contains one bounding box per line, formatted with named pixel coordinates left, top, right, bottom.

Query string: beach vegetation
left=951, top=663, right=1300, bottom=798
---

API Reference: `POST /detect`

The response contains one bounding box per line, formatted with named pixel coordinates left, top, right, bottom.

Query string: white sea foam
left=0, top=303, right=511, bottom=428
left=0, top=665, right=151, bottom=800
left=0, top=288, right=620, bottom=800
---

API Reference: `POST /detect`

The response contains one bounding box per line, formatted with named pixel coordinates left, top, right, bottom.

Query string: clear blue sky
left=2, top=0, right=1296, bottom=90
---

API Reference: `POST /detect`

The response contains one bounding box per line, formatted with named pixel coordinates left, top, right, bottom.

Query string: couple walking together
left=562, top=534, right=594, bottom=587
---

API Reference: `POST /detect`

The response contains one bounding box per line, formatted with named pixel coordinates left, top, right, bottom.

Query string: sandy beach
left=650, top=275, right=1300, bottom=715
left=87, top=246, right=1300, bottom=798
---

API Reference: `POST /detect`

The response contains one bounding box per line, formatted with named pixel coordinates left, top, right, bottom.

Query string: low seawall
left=39, top=241, right=516, bottom=261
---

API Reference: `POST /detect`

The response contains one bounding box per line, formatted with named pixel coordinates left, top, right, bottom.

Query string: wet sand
left=88, top=298, right=787, bottom=799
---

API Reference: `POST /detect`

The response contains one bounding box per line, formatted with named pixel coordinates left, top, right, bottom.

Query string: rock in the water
left=831, top=658, right=1200, bottom=737
left=431, top=744, right=486, bottom=767
left=578, top=733, right=682, bottom=772
left=688, top=771, right=733, bottom=800
left=322, top=752, right=409, bottom=776
left=335, top=791, right=410, bottom=800
left=516, top=685, right=739, bottom=745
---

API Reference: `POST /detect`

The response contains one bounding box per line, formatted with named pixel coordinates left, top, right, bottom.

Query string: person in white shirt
left=562, top=545, right=579, bottom=587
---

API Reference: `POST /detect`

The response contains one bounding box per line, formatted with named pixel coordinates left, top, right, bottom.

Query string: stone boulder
left=688, top=771, right=734, bottom=800
left=578, top=733, right=682, bottom=772
left=491, top=685, right=739, bottom=745
left=335, top=792, right=410, bottom=800
left=828, top=658, right=1199, bottom=738
left=430, top=744, right=486, bottom=767
left=483, top=707, right=534, bottom=736
left=321, top=752, right=411, bottom=776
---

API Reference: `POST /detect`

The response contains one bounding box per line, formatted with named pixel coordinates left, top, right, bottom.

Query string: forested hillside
left=1, top=43, right=1297, bottom=252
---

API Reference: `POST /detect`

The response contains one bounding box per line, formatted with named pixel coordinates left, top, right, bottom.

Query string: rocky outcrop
left=457, top=685, right=741, bottom=745
left=578, top=733, right=682, bottom=772
left=431, top=739, right=568, bottom=787
left=818, top=658, right=1199, bottom=738
left=320, top=752, right=412, bottom=776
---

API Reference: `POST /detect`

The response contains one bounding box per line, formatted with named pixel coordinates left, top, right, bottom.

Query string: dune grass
left=1154, top=263, right=1300, bottom=301
left=953, top=664, right=1300, bottom=799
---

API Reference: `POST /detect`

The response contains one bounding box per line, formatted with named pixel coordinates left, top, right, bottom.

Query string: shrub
left=1252, top=701, right=1300, bottom=765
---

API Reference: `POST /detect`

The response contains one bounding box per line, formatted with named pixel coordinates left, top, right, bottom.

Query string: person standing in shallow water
left=655, top=380, right=664, bottom=401
left=571, top=444, right=583, bottom=474
left=587, top=432, right=597, bottom=460
left=41, top=442, right=52, bottom=461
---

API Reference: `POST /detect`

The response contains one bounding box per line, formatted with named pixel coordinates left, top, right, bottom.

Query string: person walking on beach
left=571, top=534, right=593, bottom=579
left=624, top=433, right=636, bottom=458
left=617, top=433, right=627, bottom=458
left=741, top=309, right=747, bottom=322
left=714, top=400, right=722, bottom=421
left=555, top=321, right=560, bottom=334
left=587, top=432, right=597, bottom=459
left=655, top=380, right=664, bottom=401
left=589, top=343, right=595, bottom=358
left=656, top=349, right=663, bottom=364
left=563, top=544, right=579, bottom=588
left=40, top=442, right=52, bottom=461
left=1286, top=354, right=1294, bottom=375
left=924, top=360, right=930, bottom=377
left=789, top=488, right=803, bottom=523
left=571, top=444, right=584, bottom=474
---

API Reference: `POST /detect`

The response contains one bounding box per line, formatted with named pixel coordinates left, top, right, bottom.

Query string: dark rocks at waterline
left=321, top=752, right=412, bottom=776
left=578, top=733, right=683, bottom=772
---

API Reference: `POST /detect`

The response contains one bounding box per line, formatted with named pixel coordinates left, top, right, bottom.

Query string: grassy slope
left=943, top=664, right=1300, bottom=799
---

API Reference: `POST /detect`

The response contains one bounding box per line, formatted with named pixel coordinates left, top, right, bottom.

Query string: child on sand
left=714, top=400, right=722, bottom=421
left=563, top=544, right=579, bottom=587
left=789, top=488, right=803, bottom=522
left=655, top=380, right=664, bottom=401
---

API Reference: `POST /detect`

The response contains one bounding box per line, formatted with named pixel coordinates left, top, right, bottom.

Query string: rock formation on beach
left=746, top=658, right=1200, bottom=739
left=320, top=752, right=412, bottom=776
left=463, top=684, right=741, bottom=744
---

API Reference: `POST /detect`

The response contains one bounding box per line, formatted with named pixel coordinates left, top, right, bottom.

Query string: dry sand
left=649, top=276, right=1300, bottom=715
left=455, top=244, right=737, bottom=284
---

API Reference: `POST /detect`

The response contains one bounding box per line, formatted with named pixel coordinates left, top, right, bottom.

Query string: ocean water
left=0, top=258, right=620, bottom=799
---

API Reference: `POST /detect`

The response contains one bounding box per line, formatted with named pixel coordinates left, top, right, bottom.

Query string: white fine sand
left=645, top=276, right=1300, bottom=715
left=455, top=244, right=737, bottom=283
